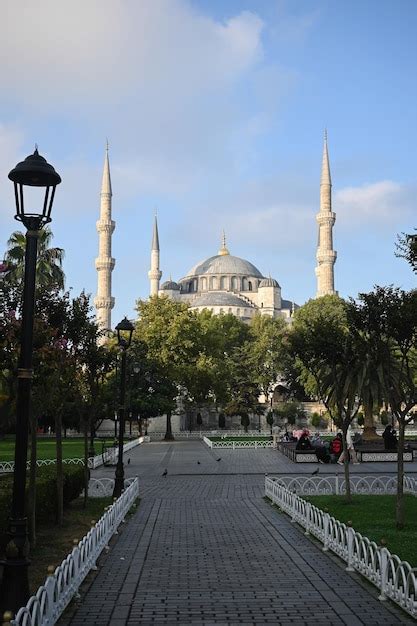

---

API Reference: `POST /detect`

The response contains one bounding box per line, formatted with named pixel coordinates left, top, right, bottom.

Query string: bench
left=277, top=442, right=318, bottom=463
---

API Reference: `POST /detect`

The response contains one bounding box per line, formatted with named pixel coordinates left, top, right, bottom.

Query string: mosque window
left=261, top=302, right=263, bottom=308
left=220, top=276, right=227, bottom=289
left=242, top=277, right=248, bottom=290
left=237, top=308, right=240, bottom=315
left=201, top=277, right=207, bottom=291
left=210, top=276, right=217, bottom=290
left=193, top=279, right=198, bottom=291
left=231, top=276, right=238, bottom=290
left=228, top=308, right=232, bottom=314
left=248, top=281, right=252, bottom=291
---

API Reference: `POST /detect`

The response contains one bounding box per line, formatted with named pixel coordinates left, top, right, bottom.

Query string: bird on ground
left=162, top=469, right=168, bottom=477
left=127, top=458, right=131, bottom=465
left=197, top=461, right=201, bottom=465
left=216, top=458, right=221, bottom=462
left=311, top=468, right=320, bottom=476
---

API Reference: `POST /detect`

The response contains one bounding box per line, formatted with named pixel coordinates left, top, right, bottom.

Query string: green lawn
left=304, top=494, right=417, bottom=566
left=209, top=436, right=272, bottom=442
left=0, top=438, right=121, bottom=462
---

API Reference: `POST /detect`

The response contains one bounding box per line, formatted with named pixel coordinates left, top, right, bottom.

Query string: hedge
left=0, top=464, right=85, bottom=553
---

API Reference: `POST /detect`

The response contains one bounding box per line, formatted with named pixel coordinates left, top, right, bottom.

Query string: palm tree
left=4, top=227, right=65, bottom=289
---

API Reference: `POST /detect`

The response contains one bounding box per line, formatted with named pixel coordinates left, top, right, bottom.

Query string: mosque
left=94, top=133, right=337, bottom=332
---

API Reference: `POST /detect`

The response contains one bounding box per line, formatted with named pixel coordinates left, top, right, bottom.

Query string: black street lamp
left=0, top=148, right=61, bottom=614
left=113, top=317, right=134, bottom=498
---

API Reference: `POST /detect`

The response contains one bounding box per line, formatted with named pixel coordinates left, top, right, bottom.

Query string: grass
left=28, top=496, right=112, bottom=592
left=304, top=494, right=417, bottom=566
left=209, top=436, right=272, bottom=442
left=0, top=438, right=126, bottom=462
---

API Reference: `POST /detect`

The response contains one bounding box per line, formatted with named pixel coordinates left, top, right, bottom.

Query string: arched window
left=220, top=276, right=227, bottom=290
left=242, top=277, right=248, bottom=291
left=237, top=308, right=240, bottom=315
left=248, top=281, right=252, bottom=291
left=219, top=308, right=224, bottom=314
left=261, top=302, right=263, bottom=308
left=210, top=276, right=217, bottom=290
left=193, top=279, right=198, bottom=292
left=231, top=276, right=238, bottom=290
left=228, top=308, right=232, bottom=314
left=200, top=277, right=207, bottom=291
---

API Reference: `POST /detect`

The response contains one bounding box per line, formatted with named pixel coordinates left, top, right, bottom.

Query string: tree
left=266, top=410, right=274, bottom=435
left=136, top=297, right=202, bottom=440
left=289, top=295, right=362, bottom=500
left=247, top=314, right=286, bottom=411
left=353, top=286, right=417, bottom=528
left=274, top=402, right=306, bottom=427
left=395, top=231, right=417, bottom=274
left=4, top=227, right=65, bottom=289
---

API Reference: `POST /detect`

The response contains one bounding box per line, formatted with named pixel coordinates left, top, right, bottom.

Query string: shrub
left=0, top=464, right=85, bottom=553
left=310, top=413, right=321, bottom=428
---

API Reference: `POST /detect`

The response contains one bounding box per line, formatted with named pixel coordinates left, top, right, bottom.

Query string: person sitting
left=382, top=425, right=392, bottom=450
left=388, top=429, right=398, bottom=451
left=296, top=429, right=313, bottom=451
left=329, top=433, right=343, bottom=463
left=315, top=442, right=330, bottom=463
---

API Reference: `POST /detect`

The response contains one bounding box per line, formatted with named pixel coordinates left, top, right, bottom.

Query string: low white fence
left=0, top=438, right=145, bottom=474
left=149, top=430, right=272, bottom=439
left=87, top=476, right=136, bottom=498
left=11, top=477, right=139, bottom=626
left=265, top=476, right=417, bottom=619
left=203, top=436, right=274, bottom=449
left=271, top=474, right=417, bottom=496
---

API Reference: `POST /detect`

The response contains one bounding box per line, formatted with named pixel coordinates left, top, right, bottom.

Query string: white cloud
left=334, top=180, right=414, bottom=227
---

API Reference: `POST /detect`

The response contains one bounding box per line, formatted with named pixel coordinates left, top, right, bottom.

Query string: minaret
left=94, top=143, right=115, bottom=336
left=148, top=215, right=162, bottom=296
left=315, top=131, right=337, bottom=297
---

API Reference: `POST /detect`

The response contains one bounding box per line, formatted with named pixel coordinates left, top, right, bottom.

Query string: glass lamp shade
left=115, top=317, right=134, bottom=348
left=8, top=148, right=61, bottom=227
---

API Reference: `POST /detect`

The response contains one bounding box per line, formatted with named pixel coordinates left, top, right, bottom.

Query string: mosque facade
left=95, top=134, right=336, bottom=333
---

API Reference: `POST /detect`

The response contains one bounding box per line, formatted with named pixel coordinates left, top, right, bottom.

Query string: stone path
left=63, top=441, right=414, bottom=625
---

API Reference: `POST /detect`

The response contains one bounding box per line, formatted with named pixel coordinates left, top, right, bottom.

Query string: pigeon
left=197, top=461, right=201, bottom=465
left=311, top=467, right=320, bottom=476
left=216, top=458, right=221, bottom=462
left=162, top=469, right=168, bottom=477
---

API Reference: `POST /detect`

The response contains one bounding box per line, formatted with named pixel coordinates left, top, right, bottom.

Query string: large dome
left=184, top=254, right=263, bottom=279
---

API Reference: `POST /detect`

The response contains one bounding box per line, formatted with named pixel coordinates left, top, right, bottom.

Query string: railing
left=150, top=430, right=272, bottom=439
left=203, top=436, right=274, bottom=449
left=265, top=476, right=417, bottom=619
left=11, top=477, right=139, bottom=626
left=0, top=438, right=145, bottom=474
left=87, top=477, right=136, bottom=498
left=269, top=474, right=417, bottom=496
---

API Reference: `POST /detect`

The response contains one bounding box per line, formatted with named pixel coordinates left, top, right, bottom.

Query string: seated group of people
left=284, top=428, right=359, bottom=464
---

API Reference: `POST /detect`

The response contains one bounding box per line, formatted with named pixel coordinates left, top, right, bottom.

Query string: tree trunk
left=164, top=411, right=174, bottom=441
left=362, top=403, right=379, bottom=441
left=55, top=412, right=64, bottom=526
left=396, top=417, right=405, bottom=529
left=341, top=428, right=352, bottom=502
left=83, top=417, right=89, bottom=509
left=28, top=414, right=37, bottom=547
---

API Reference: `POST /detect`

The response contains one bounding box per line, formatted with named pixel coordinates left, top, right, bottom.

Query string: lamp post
left=0, top=148, right=61, bottom=614
left=113, top=317, right=134, bottom=498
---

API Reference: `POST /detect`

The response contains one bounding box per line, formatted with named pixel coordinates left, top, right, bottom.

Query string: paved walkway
left=63, top=442, right=414, bottom=625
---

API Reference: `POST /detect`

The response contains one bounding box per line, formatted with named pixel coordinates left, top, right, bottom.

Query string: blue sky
left=0, top=0, right=415, bottom=324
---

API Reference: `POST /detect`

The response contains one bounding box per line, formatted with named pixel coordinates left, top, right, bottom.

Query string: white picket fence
left=265, top=476, right=417, bottom=619
left=271, top=474, right=417, bottom=496
left=0, top=438, right=145, bottom=474
left=87, top=477, right=136, bottom=498
left=203, top=436, right=274, bottom=449
left=11, top=477, right=139, bottom=626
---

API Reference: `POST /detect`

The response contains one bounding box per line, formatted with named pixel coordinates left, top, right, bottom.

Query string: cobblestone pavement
left=64, top=441, right=414, bottom=625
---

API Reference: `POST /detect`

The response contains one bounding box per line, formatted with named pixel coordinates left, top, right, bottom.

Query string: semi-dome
left=184, top=254, right=263, bottom=279
left=259, top=277, right=280, bottom=288
left=160, top=280, right=180, bottom=290
left=190, top=291, right=256, bottom=309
